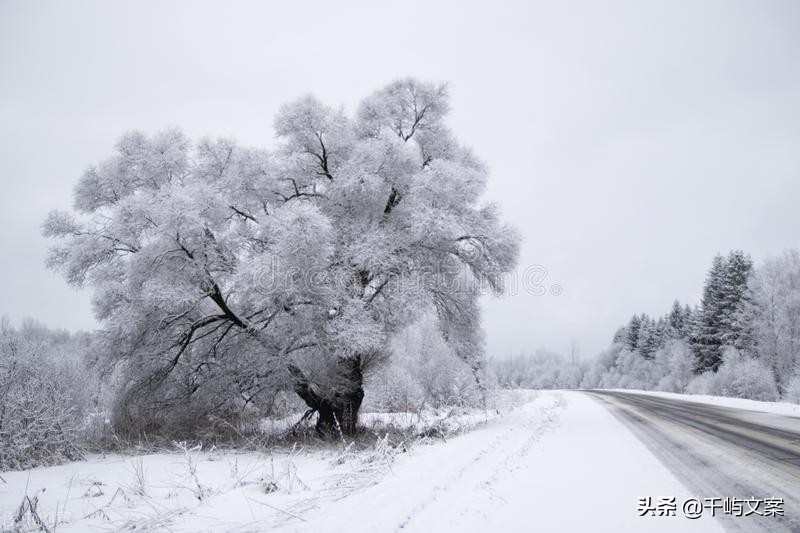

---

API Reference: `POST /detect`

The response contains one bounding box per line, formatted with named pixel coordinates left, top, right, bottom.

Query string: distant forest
left=493, top=250, right=800, bottom=403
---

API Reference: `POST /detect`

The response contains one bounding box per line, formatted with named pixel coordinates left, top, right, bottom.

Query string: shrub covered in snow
left=782, top=372, right=800, bottom=404
left=579, top=344, right=657, bottom=390
left=364, top=317, right=483, bottom=412
left=0, top=319, right=94, bottom=470
left=701, top=349, right=779, bottom=401
left=685, top=372, right=714, bottom=396
left=654, top=340, right=696, bottom=393
left=579, top=345, right=619, bottom=388
left=609, top=348, right=658, bottom=390
left=491, top=349, right=587, bottom=390
left=366, top=364, right=424, bottom=413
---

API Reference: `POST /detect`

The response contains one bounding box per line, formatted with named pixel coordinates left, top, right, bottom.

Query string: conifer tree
left=667, top=300, right=687, bottom=338
left=625, top=314, right=643, bottom=350
left=693, top=254, right=727, bottom=371
left=637, top=315, right=660, bottom=359
left=653, top=316, right=668, bottom=349
left=612, top=326, right=627, bottom=345
left=692, top=251, right=753, bottom=372
left=719, top=250, right=754, bottom=349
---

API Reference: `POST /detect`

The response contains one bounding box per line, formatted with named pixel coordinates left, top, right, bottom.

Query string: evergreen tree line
left=613, top=250, right=753, bottom=372
left=585, top=249, right=800, bottom=402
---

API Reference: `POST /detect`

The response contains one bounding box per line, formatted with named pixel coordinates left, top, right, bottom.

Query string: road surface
left=587, top=390, right=800, bottom=532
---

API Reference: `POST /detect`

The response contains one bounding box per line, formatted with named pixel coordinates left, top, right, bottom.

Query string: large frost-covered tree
left=43, top=79, right=519, bottom=437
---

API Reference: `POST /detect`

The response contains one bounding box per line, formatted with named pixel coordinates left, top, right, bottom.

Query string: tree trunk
left=290, top=355, right=364, bottom=439
left=314, top=385, right=364, bottom=438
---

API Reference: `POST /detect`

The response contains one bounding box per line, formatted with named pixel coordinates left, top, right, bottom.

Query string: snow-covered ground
left=1, top=391, right=723, bottom=532
left=609, top=389, right=800, bottom=417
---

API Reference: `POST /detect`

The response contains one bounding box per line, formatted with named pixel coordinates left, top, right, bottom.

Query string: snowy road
left=588, top=390, right=800, bottom=532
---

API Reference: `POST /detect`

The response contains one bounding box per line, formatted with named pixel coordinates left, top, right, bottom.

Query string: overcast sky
left=1, top=0, right=799, bottom=359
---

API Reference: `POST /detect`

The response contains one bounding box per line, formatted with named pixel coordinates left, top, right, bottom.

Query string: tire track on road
left=587, top=391, right=800, bottom=533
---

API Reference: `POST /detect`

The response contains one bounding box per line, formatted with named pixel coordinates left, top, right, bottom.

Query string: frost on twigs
left=0, top=319, right=90, bottom=471
left=173, top=441, right=213, bottom=501
left=13, top=489, right=51, bottom=533
left=125, top=457, right=148, bottom=497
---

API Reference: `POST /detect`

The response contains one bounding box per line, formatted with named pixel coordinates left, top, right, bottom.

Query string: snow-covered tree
left=0, top=318, right=97, bottom=469
left=653, top=340, right=695, bottom=393
left=585, top=250, right=800, bottom=402
left=490, top=349, right=586, bottom=390
left=692, top=251, right=753, bottom=372
left=43, top=79, right=519, bottom=437
left=740, top=250, right=800, bottom=393
left=693, top=254, right=727, bottom=371
left=580, top=344, right=621, bottom=389
left=368, top=315, right=483, bottom=410
left=611, top=325, right=627, bottom=345
left=636, top=315, right=662, bottom=360
left=719, top=250, right=754, bottom=349
left=704, top=348, right=779, bottom=401
left=623, top=314, right=643, bottom=350
left=665, top=300, right=691, bottom=339
left=684, top=304, right=702, bottom=351
left=608, top=347, right=658, bottom=389
left=784, top=371, right=800, bottom=404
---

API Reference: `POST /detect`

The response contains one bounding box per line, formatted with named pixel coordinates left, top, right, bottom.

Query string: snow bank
left=0, top=392, right=532, bottom=532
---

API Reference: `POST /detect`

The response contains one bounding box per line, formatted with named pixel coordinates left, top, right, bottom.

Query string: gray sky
left=1, top=0, right=799, bottom=359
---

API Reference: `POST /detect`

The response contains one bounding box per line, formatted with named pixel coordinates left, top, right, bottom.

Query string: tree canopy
left=43, top=79, right=520, bottom=435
